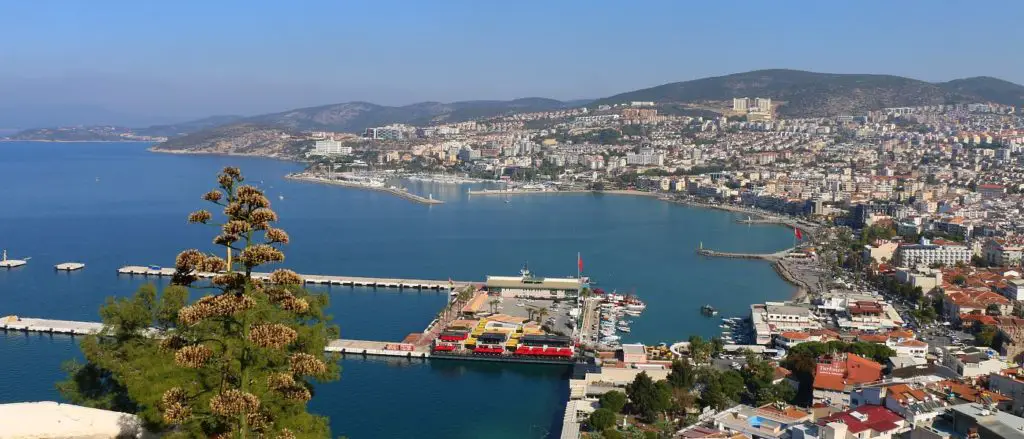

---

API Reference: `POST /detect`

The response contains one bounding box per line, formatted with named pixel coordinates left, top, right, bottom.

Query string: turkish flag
left=795, top=228, right=803, bottom=240
left=577, top=253, right=583, bottom=273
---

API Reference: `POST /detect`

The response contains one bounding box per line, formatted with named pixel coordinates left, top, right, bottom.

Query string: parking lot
left=492, top=296, right=577, bottom=336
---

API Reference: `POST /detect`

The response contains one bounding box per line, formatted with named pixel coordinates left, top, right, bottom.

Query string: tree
left=59, top=167, right=340, bottom=438
left=987, top=303, right=1003, bottom=316
left=536, top=307, right=550, bottom=324
left=688, top=335, right=711, bottom=364
left=589, top=408, right=617, bottom=431
left=626, top=372, right=669, bottom=422
left=603, top=429, right=624, bottom=439
left=666, top=360, right=695, bottom=389
left=599, top=391, right=627, bottom=413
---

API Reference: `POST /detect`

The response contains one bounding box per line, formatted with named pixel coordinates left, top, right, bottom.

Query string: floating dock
left=1, top=317, right=104, bottom=335
left=0, top=250, right=26, bottom=268
left=55, top=262, right=85, bottom=271
left=117, top=265, right=471, bottom=290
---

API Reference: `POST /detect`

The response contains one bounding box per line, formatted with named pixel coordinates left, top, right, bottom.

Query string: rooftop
left=819, top=405, right=904, bottom=434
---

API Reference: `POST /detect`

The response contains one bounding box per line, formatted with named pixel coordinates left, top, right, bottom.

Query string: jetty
left=326, top=339, right=430, bottom=358
left=286, top=174, right=443, bottom=205
left=1, top=316, right=429, bottom=359
left=695, top=245, right=795, bottom=261
left=117, top=265, right=471, bottom=290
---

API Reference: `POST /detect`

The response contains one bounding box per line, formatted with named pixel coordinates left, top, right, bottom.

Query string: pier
left=117, top=265, right=471, bottom=290
left=326, top=339, right=430, bottom=358
left=286, top=174, right=444, bottom=205
left=1, top=316, right=429, bottom=359
left=695, top=246, right=795, bottom=261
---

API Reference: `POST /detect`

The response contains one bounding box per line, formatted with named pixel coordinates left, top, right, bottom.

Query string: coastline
left=772, top=259, right=810, bottom=301
left=1, top=139, right=156, bottom=143
left=148, top=146, right=302, bottom=162
left=467, top=188, right=661, bottom=198
left=285, top=174, right=444, bottom=205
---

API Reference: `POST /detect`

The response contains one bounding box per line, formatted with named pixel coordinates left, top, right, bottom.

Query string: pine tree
left=60, top=167, right=340, bottom=438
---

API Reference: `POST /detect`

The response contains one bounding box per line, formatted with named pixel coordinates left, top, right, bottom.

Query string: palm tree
left=488, top=298, right=500, bottom=314
left=536, top=307, right=550, bottom=325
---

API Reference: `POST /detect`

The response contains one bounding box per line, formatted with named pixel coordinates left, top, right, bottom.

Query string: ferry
left=700, top=304, right=719, bottom=316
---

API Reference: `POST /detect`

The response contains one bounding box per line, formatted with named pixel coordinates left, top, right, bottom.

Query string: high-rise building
left=754, top=97, right=772, bottom=113
left=733, top=97, right=750, bottom=112
left=310, top=139, right=353, bottom=156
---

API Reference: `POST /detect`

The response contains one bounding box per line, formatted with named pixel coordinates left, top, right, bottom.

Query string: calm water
left=0, top=142, right=793, bottom=438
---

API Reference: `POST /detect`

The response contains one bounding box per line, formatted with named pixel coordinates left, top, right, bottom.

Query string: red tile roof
left=812, top=354, right=883, bottom=391
left=820, top=405, right=904, bottom=434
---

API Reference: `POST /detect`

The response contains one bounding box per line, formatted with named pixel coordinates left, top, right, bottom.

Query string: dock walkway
left=117, top=266, right=471, bottom=290
left=1, top=316, right=429, bottom=359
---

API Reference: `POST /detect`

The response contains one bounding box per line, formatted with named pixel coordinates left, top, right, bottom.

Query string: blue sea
left=0, top=142, right=794, bottom=438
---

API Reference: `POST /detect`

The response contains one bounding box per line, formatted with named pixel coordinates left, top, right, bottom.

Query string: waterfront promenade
left=117, top=265, right=470, bottom=290
left=286, top=173, right=444, bottom=205
left=467, top=188, right=660, bottom=198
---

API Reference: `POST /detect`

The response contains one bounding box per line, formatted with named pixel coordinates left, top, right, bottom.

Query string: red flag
left=795, top=228, right=803, bottom=240
left=577, top=253, right=583, bottom=273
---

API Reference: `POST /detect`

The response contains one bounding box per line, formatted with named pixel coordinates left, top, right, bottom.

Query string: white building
left=894, top=239, right=971, bottom=267
left=310, top=139, right=353, bottom=156
left=733, top=97, right=750, bottom=112
left=626, top=149, right=665, bottom=166
left=940, top=346, right=1003, bottom=378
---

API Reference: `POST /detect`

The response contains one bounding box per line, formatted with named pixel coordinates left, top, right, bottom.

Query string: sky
left=1, top=0, right=1023, bottom=127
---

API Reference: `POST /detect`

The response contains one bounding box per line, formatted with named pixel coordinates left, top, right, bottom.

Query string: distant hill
left=593, top=69, right=1023, bottom=117
left=152, top=123, right=307, bottom=158
left=240, top=97, right=573, bottom=132
left=137, top=115, right=244, bottom=138
left=937, top=77, right=1024, bottom=107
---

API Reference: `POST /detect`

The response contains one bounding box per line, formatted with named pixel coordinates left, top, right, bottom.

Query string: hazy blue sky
left=1, top=0, right=1022, bottom=126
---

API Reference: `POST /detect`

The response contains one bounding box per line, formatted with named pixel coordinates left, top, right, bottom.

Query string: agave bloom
left=248, top=323, right=298, bottom=349
left=209, top=389, right=260, bottom=417
left=222, top=220, right=252, bottom=236
left=175, top=344, right=213, bottom=368
left=268, top=269, right=302, bottom=285
left=289, top=353, right=327, bottom=377
left=160, top=387, right=191, bottom=423
left=265, top=228, right=290, bottom=245
left=175, top=249, right=205, bottom=271
left=239, top=244, right=284, bottom=267
left=202, top=190, right=223, bottom=202
left=188, top=210, right=213, bottom=224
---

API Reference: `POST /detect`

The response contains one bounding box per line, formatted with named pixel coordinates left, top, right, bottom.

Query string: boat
left=279, top=195, right=285, bottom=200
left=700, top=304, right=719, bottom=316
